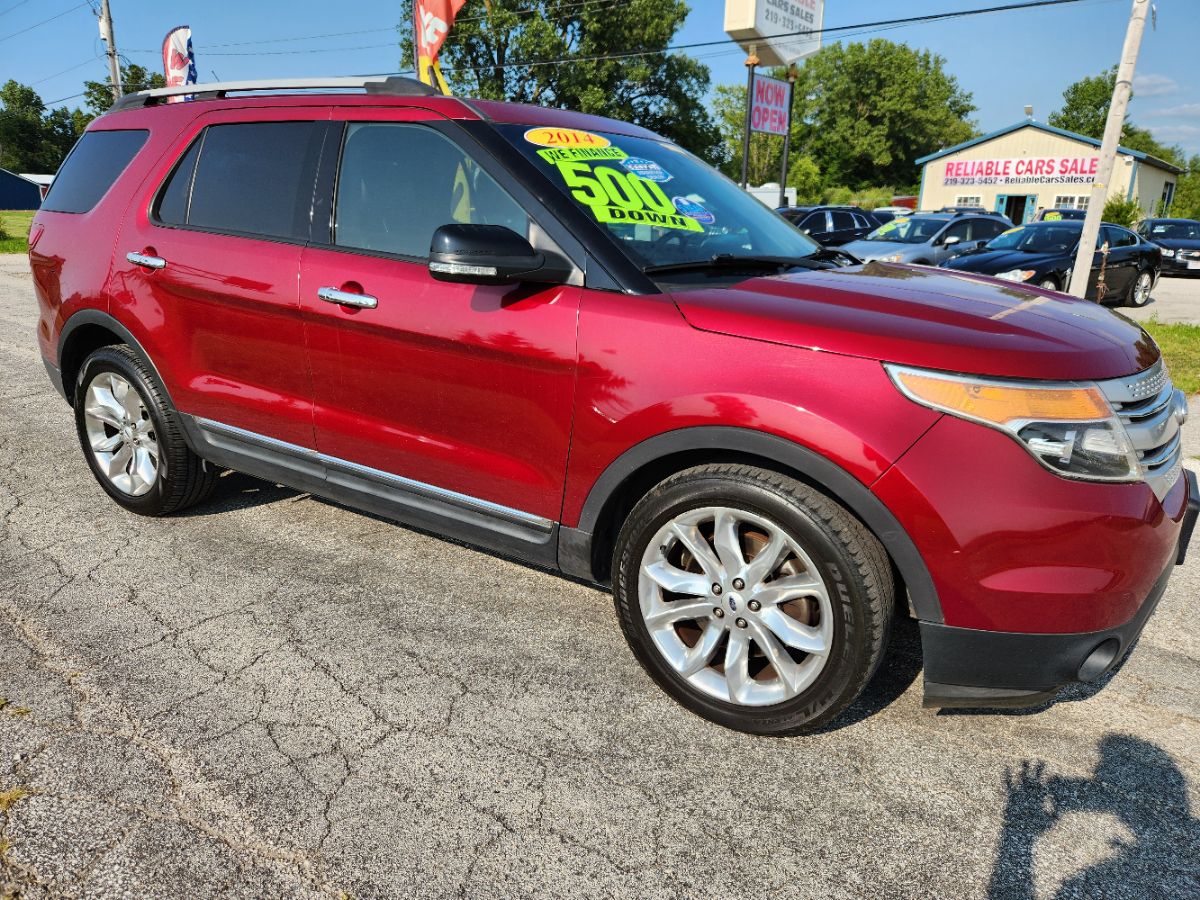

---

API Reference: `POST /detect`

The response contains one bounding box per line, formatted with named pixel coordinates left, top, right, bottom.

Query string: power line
left=30, top=55, right=104, bottom=85
left=43, top=91, right=86, bottom=105
left=0, top=1, right=87, bottom=44
left=440, top=0, right=1095, bottom=73
left=0, top=0, right=36, bottom=18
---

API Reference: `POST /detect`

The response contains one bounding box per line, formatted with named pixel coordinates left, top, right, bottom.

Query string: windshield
left=1148, top=221, right=1200, bottom=240
left=862, top=216, right=946, bottom=244
left=498, top=125, right=820, bottom=270
left=985, top=224, right=1079, bottom=254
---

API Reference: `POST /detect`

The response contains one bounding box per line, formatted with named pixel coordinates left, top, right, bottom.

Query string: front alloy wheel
left=638, top=506, right=833, bottom=706
left=83, top=371, right=160, bottom=496
left=613, top=464, right=894, bottom=735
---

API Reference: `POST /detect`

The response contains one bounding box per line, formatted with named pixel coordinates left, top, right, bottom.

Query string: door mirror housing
left=428, top=224, right=570, bottom=285
left=941, top=234, right=961, bottom=247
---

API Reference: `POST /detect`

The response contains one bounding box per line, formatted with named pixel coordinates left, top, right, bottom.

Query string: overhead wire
left=0, top=1, right=88, bottom=44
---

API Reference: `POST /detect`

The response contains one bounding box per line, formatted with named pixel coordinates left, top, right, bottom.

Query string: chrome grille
left=1098, top=359, right=1186, bottom=500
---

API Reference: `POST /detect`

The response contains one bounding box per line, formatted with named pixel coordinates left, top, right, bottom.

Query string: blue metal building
left=0, top=168, right=44, bottom=210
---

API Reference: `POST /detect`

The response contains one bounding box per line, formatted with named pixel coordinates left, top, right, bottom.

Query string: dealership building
left=915, top=119, right=1182, bottom=224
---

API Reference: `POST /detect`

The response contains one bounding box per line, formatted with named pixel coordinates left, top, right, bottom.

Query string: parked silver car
left=841, top=213, right=1012, bottom=265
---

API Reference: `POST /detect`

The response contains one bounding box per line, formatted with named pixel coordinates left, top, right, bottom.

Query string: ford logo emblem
left=728, top=597, right=738, bottom=611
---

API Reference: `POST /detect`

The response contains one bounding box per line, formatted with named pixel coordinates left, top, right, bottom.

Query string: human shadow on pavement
left=987, top=734, right=1200, bottom=899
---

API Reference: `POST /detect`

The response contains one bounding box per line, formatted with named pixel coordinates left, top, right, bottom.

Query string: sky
left=1, top=0, right=1197, bottom=156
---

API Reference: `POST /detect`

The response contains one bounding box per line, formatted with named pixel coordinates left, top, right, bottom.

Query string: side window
left=164, top=121, right=324, bottom=240
left=42, top=129, right=148, bottom=214
left=799, top=212, right=826, bottom=232
left=1101, top=225, right=1135, bottom=248
left=980, top=219, right=1006, bottom=240
left=852, top=213, right=873, bottom=229
left=1111, top=227, right=1137, bottom=247
left=941, top=220, right=972, bottom=242
left=334, top=123, right=529, bottom=258
left=830, top=210, right=856, bottom=231
left=155, top=137, right=202, bottom=226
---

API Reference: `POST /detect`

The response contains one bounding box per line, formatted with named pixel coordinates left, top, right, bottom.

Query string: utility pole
left=1068, top=0, right=1149, bottom=298
left=740, top=46, right=758, bottom=189
left=98, top=0, right=123, bottom=103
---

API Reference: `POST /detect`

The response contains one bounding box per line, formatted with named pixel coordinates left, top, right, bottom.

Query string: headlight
left=994, top=268, right=1037, bottom=282
left=1162, top=248, right=1176, bottom=258
left=886, top=365, right=1141, bottom=482
left=880, top=253, right=904, bottom=262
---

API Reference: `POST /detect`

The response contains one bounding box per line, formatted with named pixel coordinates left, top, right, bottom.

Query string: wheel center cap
left=727, top=593, right=742, bottom=612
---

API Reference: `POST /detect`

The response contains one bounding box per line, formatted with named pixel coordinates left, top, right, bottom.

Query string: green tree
left=84, top=63, right=165, bottom=116
left=1049, top=66, right=1181, bottom=163
left=716, top=41, right=976, bottom=193
left=0, top=80, right=88, bottom=172
left=791, top=40, right=975, bottom=189
left=399, top=0, right=720, bottom=160
left=1171, top=155, right=1200, bottom=220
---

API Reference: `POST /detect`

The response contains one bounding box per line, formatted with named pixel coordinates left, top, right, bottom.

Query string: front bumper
left=922, top=468, right=1199, bottom=708
left=1162, top=254, right=1200, bottom=275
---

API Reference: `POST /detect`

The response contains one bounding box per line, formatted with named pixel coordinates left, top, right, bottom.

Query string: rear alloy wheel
left=1038, top=277, right=1058, bottom=291
left=75, top=344, right=217, bottom=516
left=82, top=371, right=160, bottom=497
left=1127, top=270, right=1153, bottom=307
left=613, top=464, right=893, bottom=735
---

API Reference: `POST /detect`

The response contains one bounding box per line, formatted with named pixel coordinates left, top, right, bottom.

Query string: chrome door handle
left=126, top=251, right=166, bottom=270
left=317, top=286, right=378, bottom=309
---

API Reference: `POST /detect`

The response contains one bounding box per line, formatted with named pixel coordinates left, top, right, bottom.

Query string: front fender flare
left=560, top=426, right=942, bottom=623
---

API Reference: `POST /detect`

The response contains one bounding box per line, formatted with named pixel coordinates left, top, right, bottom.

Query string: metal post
left=99, top=0, right=122, bottom=102
left=740, top=47, right=758, bottom=189
left=1068, top=0, right=1149, bottom=298
left=779, top=66, right=797, bottom=208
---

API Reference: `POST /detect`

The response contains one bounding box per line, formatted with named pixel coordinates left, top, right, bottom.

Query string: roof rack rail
left=111, top=75, right=440, bottom=111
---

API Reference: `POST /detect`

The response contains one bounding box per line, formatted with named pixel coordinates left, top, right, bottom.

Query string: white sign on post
left=724, top=0, right=824, bottom=67
left=750, top=74, right=791, bottom=135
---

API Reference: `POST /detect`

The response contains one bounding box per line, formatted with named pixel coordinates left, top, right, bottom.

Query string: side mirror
left=428, top=224, right=569, bottom=285
left=942, top=235, right=961, bottom=246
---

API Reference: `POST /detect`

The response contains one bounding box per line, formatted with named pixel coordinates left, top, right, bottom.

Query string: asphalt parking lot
left=1, top=253, right=1198, bottom=899
left=1124, top=272, right=1200, bottom=325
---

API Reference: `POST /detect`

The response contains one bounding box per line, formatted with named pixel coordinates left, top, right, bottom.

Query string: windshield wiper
left=642, top=253, right=828, bottom=276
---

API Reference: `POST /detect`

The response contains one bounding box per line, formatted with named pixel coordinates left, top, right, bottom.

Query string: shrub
left=1101, top=195, right=1142, bottom=229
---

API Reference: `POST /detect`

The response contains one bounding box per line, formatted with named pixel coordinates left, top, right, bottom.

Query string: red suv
left=29, top=77, right=1198, bottom=735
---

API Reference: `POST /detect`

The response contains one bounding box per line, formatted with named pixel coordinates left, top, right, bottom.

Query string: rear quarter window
left=41, top=129, right=149, bottom=214
left=155, top=121, right=324, bottom=241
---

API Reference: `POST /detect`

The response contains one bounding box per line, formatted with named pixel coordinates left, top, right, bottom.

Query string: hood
left=943, top=248, right=1066, bottom=274
left=669, top=262, right=1157, bottom=381
left=1152, top=239, right=1200, bottom=251
left=840, top=239, right=917, bottom=262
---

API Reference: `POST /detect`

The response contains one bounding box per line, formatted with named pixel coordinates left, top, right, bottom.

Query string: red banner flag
left=414, top=0, right=466, bottom=94
left=161, top=25, right=196, bottom=103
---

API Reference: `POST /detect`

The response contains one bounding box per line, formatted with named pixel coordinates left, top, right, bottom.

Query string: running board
left=180, top=416, right=558, bottom=568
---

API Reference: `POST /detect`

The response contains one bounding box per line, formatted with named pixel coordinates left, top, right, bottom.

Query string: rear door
left=828, top=210, right=858, bottom=245
left=1100, top=225, right=1138, bottom=297
left=298, top=110, right=581, bottom=526
left=114, top=108, right=327, bottom=446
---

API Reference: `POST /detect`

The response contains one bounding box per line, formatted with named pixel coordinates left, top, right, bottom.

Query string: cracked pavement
left=1, top=254, right=1198, bottom=898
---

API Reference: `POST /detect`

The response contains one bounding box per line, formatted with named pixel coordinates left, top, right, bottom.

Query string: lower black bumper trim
left=921, top=558, right=1175, bottom=706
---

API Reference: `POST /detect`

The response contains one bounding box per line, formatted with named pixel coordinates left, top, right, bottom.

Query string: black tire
left=1125, top=268, right=1154, bottom=308
left=73, top=344, right=217, bottom=516
left=612, top=464, right=894, bottom=736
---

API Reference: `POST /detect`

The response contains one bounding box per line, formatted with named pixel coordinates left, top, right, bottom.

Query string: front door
left=114, top=110, right=327, bottom=447
left=298, top=114, right=580, bottom=524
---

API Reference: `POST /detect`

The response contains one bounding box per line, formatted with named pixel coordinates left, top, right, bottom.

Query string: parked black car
left=941, top=220, right=1161, bottom=307
left=777, top=205, right=879, bottom=246
left=1035, top=208, right=1087, bottom=221
left=1137, top=218, right=1200, bottom=276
